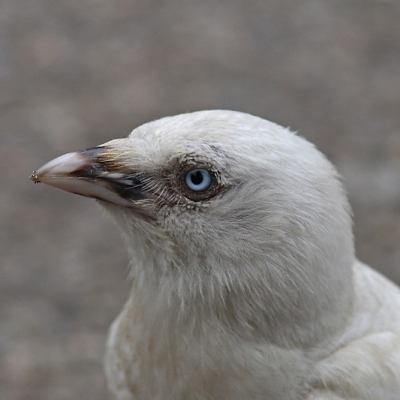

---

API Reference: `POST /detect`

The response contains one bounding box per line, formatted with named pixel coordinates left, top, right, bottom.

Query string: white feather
left=39, top=110, right=400, bottom=399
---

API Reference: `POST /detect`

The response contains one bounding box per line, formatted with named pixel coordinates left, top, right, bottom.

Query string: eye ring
left=174, top=160, right=222, bottom=202
left=185, top=169, right=212, bottom=192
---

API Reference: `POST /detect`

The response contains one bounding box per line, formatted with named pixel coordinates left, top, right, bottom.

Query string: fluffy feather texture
left=32, top=110, right=400, bottom=399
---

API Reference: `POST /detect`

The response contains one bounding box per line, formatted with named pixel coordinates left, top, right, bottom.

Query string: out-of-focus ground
left=1, top=1, right=400, bottom=398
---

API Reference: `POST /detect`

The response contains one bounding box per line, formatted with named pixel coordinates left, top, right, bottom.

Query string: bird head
left=32, top=110, right=355, bottom=343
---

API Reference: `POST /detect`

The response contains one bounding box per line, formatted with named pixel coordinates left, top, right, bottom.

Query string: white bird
left=31, top=110, right=400, bottom=400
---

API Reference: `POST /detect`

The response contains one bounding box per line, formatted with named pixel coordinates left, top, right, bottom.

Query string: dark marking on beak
left=31, top=146, right=150, bottom=207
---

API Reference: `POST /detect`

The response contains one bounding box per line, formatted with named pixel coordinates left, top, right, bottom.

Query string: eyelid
left=173, top=161, right=222, bottom=202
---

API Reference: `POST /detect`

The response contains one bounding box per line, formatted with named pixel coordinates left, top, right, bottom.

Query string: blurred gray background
left=1, top=0, right=400, bottom=398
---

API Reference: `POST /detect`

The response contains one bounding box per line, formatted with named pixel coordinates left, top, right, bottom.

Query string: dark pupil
left=191, top=171, right=204, bottom=185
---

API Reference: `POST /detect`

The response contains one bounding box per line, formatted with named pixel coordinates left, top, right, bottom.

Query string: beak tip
left=30, top=171, right=40, bottom=183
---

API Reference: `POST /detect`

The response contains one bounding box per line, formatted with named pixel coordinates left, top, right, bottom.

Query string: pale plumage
left=32, top=110, right=400, bottom=399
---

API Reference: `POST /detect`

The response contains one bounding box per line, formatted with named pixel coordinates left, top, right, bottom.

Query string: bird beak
left=30, top=145, right=147, bottom=208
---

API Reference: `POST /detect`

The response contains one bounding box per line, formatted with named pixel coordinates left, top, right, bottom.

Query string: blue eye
left=185, top=169, right=212, bottom=192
